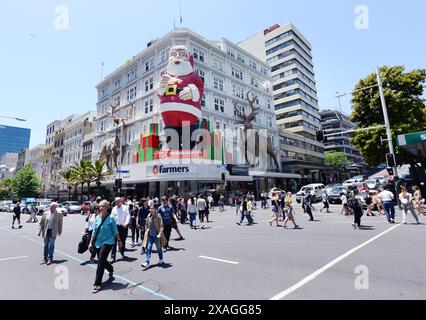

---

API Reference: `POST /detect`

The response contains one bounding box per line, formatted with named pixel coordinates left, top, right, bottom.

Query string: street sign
left=116, top=170, right=130, bottom=174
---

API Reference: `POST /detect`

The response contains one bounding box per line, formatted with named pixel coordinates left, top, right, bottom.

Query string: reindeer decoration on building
left=234, top=91, right=280, bottom=170
left=99, top=101, right=134, bottom=170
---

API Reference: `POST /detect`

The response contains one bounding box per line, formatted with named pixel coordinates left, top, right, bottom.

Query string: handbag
left=78, top=233, right=90, bottom=254
left=78, top=214, right=110, bottom=254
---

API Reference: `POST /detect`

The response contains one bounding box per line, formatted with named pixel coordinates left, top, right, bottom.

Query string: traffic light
left=386, top=153, right=396, bottom=168
left=316, top=130, right=326, bottom=143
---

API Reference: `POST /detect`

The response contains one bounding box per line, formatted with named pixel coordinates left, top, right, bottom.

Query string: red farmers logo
left=152, top=165, right=159, bottom=176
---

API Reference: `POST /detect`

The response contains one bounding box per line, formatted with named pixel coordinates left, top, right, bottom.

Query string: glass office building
left=0, top=125, right=31, bottom=156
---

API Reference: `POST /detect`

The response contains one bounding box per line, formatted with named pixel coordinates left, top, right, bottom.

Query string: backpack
left=348, top=194, right=361, bottom=210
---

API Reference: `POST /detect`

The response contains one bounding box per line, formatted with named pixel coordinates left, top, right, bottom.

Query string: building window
left=237, top=53, right=245, bottom=64
left=127, top=69, right=137, bottom=83
left=214, top=97, right=225, bottom=113
left=145, top=57, right=154, bottom=72
left=160, top=50, right=166, bottom=63
left=127, top=86, right=137, bottom=100
left=216, top=121, right=220, bottom=130
left=114, top=96, right=121, bottom=106
left=201, top=93, right=206, bottom=107
left=213, top=76, right=224, bottom=91
left=145, top=77, right=154, bottom=92
left=212, top=56, right=224, bottom=71
left=196, top=69, right=206, bottom=83
left=114, top=78, right=122, bottom=90
left=261, top=67, right=268, bottom=76
left=231, top=65, right=243, bottom=80
left=249, top=60, right=257, bottom=71
left=193, top=47, right=205, bottom=62
left=250, top=75, right=259, bottom=88
left=232, top=84, right=245, bottom=99
left=227, top=49, right=235, bottom=59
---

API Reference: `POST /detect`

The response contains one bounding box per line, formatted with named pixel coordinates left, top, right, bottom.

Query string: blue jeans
left=189, top=212, right=196, bottom=227
left=43, top=229, right=56, bottom=260
left=240, top=211, right=253, bottom=224
left=383, top=201, right=395, bottom=221
left=145, top=235, right=163, bottom=264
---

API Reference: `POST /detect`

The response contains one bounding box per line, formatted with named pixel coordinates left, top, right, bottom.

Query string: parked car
left=343, top=179, right=356, bottom=187
left=296, top=184, right=325, bottom=203
left=36, top=200, right=54, bottom=214
left=1, top=201, right=13, bottom=212
left=56, top=204, right=68, bottom=216
left=352, top=175, right=366, bottom=182
left=328, top=186, right=348, bottom=204
left=363, top=179, right=380, bottom=190
left=62, top=201, right=82, bottom=214
left=325, top=184, right=342, bottom=194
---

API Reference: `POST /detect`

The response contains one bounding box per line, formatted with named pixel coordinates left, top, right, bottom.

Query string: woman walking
left=89, top=200, right=122, bottom=293
left=351, top=190, right=364, bottom=230
left=365, top=191, right=374, bottom=216
left=130, top=202, right=140, bottom=247
left=399, top=187, right=421, bottom=224
left=269, top=193, right=281, bottom=227
left=283, top=192, right=299, bottom=229
left=178, top=198, right=188, bottom=224
left=188, top=197, right=197, bottom=230
left=412, top=185, right=424, bottom=216
left=141, top=206, right=167, bottom=270
left=85, top=204, right=100, bottom=263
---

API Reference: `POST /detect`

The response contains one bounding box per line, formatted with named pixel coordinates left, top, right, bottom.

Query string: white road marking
left=211, top=226, right=225, bottom=229
left=270, top=224, right=402, bottom=300
left=199, top=255, right=239, bottom=265
left=332, top=221, right=390, bottom=224
left=0, top=256, right=28, bottom=262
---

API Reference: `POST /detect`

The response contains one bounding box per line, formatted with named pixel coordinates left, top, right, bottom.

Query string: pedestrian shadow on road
left=164, top=247, right=186, bottom=252
left=102, top=279, right=129, bottom=292
left=358, top=225, right=375, bottom=230
left=53, top=260, right=68, bottom=265
left=121, top=256, right=138, bottom=263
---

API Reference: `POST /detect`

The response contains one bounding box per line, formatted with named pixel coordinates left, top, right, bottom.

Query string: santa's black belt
left=165, top=84, right=183, bottom=96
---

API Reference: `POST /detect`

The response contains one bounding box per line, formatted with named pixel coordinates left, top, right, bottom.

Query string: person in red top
left=157, top=45, right=204, bottom=128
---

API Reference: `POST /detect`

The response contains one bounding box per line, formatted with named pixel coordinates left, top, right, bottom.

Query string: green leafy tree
left=351, top=66, right=426, bottom=172
left=0, top=178, right=15, bottom=200
left=325, top=151, right=349, bottom=168
left=90, top=160, right=113, bottom=196
left=11, top=165, right=42, bottom=198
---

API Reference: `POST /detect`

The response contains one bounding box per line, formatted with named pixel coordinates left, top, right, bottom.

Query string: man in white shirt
left=378, top=186, right=396, bottom=223
left=111, top=197, right=130, bottom=261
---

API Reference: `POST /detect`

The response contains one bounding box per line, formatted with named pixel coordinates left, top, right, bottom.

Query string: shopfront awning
left=397, top=131, right=426, bottom=157
left=250, top=171, right=302, bottom=179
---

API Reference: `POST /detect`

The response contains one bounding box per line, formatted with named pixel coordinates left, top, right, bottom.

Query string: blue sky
left=0, top=0, right=425, bottom=147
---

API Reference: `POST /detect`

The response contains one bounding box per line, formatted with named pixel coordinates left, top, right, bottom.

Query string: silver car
left=63, top=201, right=82, bottom=214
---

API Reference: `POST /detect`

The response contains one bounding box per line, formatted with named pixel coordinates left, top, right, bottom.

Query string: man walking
left=12, top=202, right=23, bottom=229
left=378, top=186, right=396, bottom=224
left=27, top=203, right=38, bottom=223
left=38, top=202, right=63, bottom=265
left=111, top=197, right=130, bottom=262
left=158, top=196, right=174, bottom=251
left=304, top=189, right=314, bottom=221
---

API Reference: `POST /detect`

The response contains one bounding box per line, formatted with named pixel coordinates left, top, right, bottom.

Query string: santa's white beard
left=167, top=60, right=193, bottom=77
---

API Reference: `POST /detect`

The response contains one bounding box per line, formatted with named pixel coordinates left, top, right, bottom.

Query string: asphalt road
left=0, top=201, right=425, bottom=300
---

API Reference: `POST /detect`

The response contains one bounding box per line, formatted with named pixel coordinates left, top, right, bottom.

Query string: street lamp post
left=335, top=67, right=399, bottom=177
left=376, top=67, right=398, bottom=177
left=0, top=116, right=27, bottom=122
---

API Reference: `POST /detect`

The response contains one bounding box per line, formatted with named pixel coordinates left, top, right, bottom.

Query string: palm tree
left=59, top=169, right=77, bottom=201
left=90, top=160, right=114, bottom=196
left=71, top=160, right=93, bottom=202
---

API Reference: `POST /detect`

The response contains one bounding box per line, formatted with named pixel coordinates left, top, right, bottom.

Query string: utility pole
left=376, top=67, right=398, bottom=178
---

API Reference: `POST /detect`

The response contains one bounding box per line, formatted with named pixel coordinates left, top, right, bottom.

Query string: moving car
left=36, top=200, right=54, bottom=214
left=296, top=184, right=325, bottom=203
left=62, top=201, right=82, bottom=214
left=325, top=184, right=342, bottom=194
left=328, top=186, right=348, bottom=204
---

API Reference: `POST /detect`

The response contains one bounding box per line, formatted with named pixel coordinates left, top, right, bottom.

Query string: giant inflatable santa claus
left=157, top=45, right=204, bottom=128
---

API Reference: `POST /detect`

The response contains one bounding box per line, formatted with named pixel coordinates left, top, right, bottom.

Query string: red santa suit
left=158, top=70, right=204, bottom=127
